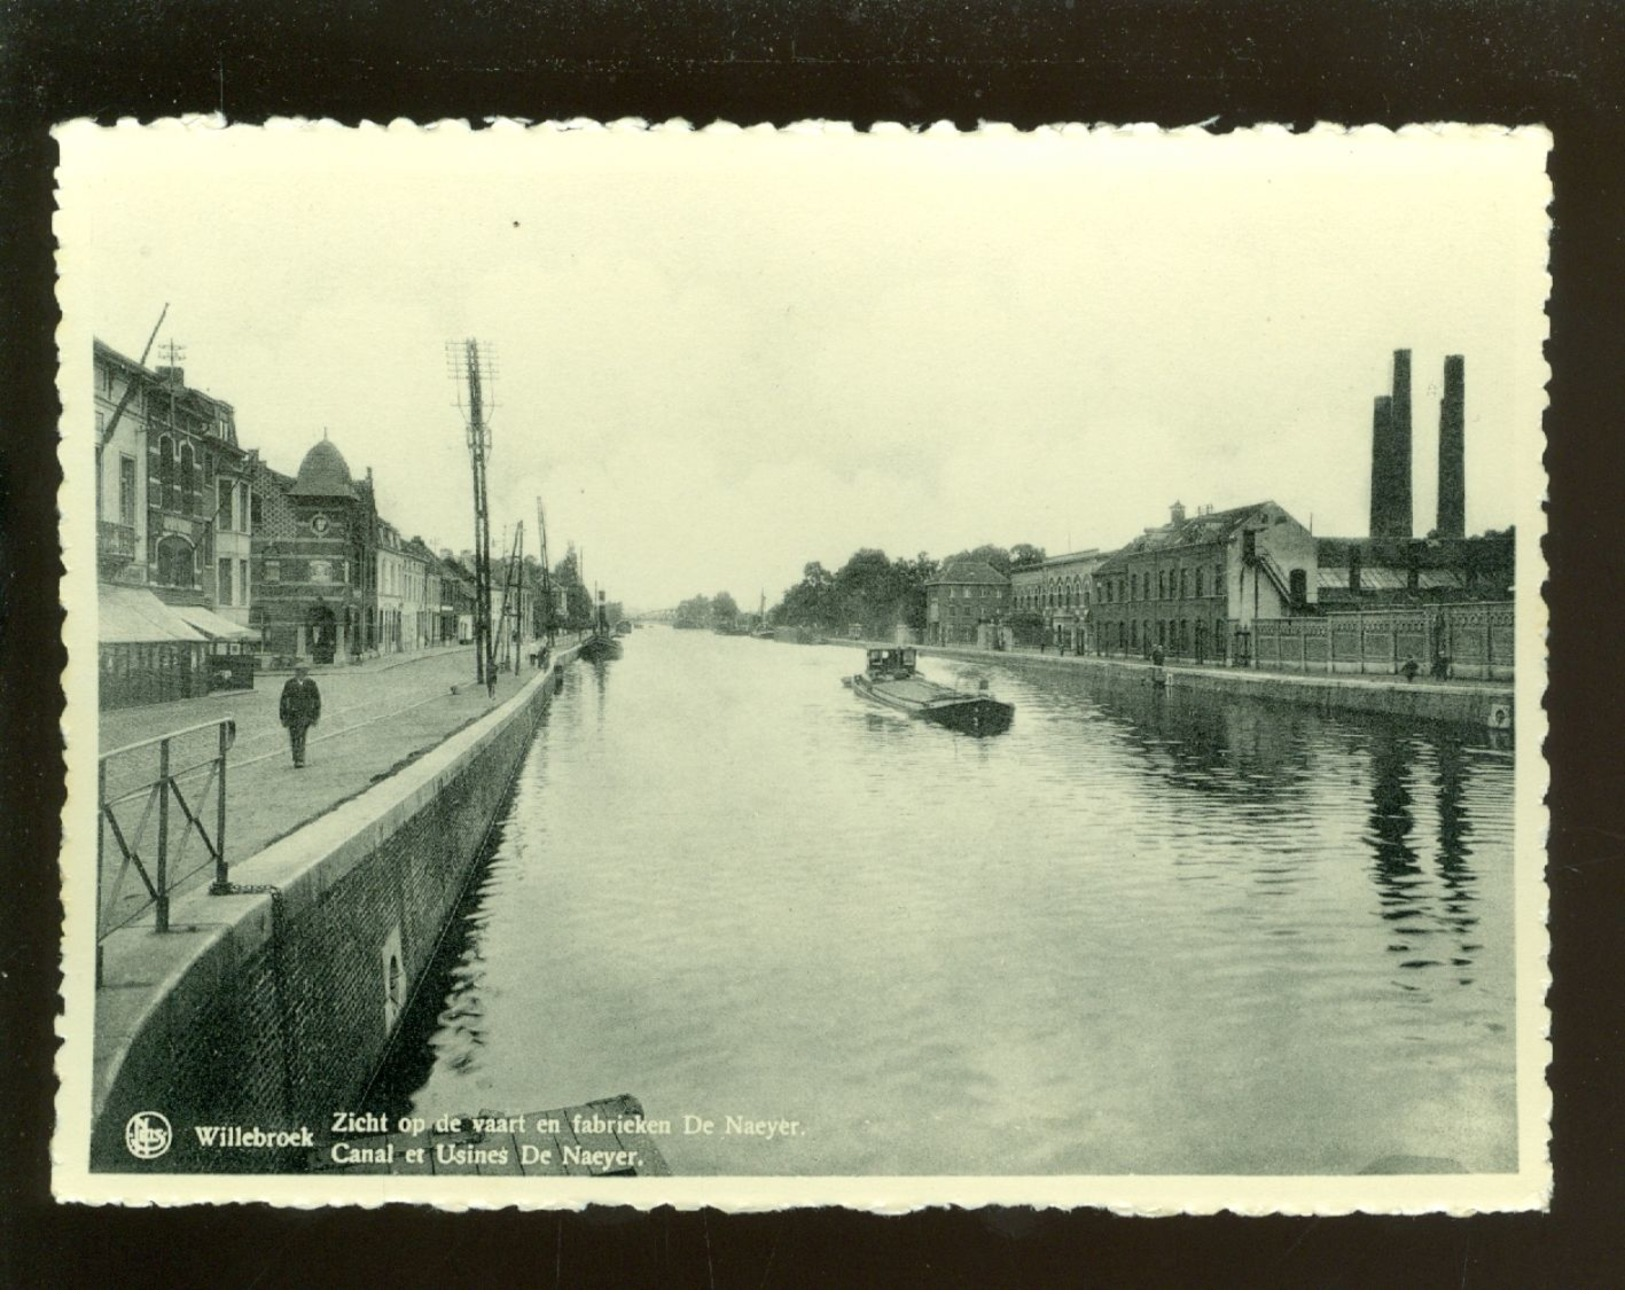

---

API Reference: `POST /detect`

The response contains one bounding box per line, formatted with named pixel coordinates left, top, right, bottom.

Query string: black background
left=3, top=1, right=1622, bottom=1286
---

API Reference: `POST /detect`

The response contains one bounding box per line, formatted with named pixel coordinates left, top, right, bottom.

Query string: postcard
left=53, top=119, right=1550, bottom=1212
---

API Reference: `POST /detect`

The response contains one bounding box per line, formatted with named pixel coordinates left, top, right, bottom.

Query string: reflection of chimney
left=1370, top=348, right=1414, bottom=538
left=1170, top=500, right=1186, bottom=526
left=1437, top=354, right=1465, bottom=539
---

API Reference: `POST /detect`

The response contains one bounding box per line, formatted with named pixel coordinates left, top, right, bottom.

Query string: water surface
left=375, top=626, right=1516, bottom=1176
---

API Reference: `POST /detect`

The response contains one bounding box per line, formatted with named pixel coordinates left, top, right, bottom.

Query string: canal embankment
left=919, top=644, right=1515, bottom=729
left=91, top=647, right=580, bottom=1171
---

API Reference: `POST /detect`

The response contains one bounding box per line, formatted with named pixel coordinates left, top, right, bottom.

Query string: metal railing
left=97, top=718, right=236, bottom=984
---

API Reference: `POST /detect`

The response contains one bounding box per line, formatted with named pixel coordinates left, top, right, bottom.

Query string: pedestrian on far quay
left=279, top=664, right=322, bottom=769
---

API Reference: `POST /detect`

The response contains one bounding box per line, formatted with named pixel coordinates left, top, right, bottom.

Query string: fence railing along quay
left=97, top=717, right=236, bottom=986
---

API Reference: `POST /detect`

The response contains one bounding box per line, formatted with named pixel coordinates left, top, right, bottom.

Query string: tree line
left=768, top=542, right=1046, bottom=637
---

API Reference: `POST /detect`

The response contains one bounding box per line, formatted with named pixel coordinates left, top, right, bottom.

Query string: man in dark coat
left=279, top=664, right=322, bottom=768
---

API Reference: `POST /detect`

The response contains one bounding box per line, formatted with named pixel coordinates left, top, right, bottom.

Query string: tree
left=674, top=594, right=712, bottom=629
left=1010, top=543, right=1047, bottom=571
left=712, top=591, right=740, bottom=627
left=553, top=545, right=593, bottom=630
left=943, top=543, right=1013, bottom=576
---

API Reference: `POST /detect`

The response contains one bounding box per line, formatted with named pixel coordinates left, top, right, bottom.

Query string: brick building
left=1315, top=531, right=1514, bottom=609
left=924, top=560, right=1010, bottom=646
left=250, top=436, right=379, bottom=663
left=1008, top=549, right=1103, bottom=653
left=1092, top=501, right=1317, bottom=664
left=94, top=341, right=259, bottom=707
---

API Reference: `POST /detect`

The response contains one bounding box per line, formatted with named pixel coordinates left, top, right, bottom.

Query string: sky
left=61, top=121, right=1549, bottom=612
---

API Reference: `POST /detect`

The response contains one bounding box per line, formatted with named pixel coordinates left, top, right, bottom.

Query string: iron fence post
left=214, top=718, right=229, bottom=893
left=155, top=737, right=170, bottom=933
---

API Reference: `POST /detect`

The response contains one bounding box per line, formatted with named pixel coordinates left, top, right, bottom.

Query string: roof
left=291, top=438, right=356, bottom=498
left=172, top=604, right=261, bottom=641
left=98, top=585, right=209, bottom=644
left=1096, top=502, right=1292, bottom=575
left=1319, top=567, right=1464, bottom=592
left=926, top=560, right=1009, bottom=587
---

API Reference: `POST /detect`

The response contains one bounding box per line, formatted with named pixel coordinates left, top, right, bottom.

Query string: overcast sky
left=62, top=121, right=1548, bottom=612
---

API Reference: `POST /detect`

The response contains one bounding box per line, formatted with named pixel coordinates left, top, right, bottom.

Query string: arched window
left=159, top=437, right=177, bottom=511
left=1196, top=568, right=1205, bottom=597
left=155, top=535, right=193, bottom=588
left=180, top=444, right=196, bottom=515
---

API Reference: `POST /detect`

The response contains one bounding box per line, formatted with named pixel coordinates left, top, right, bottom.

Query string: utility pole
left=97, top=303, right=169, bottom=455
left=449, top=339, right=497, bottom=693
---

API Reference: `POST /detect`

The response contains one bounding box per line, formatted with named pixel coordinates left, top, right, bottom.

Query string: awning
left=172, top=604, right=261, bottom=642
left=98, top=586, right=209, bottom=644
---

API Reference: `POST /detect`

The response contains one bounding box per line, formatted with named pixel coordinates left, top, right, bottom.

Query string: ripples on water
left=372, top=628, right=1517, bottom=1176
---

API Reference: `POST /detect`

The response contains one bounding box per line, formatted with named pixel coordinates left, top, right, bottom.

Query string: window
left=1215, top=563, right=1224, bottom=595
left=218, top=478, right=233, bottom=528
left=155, top=535, right=193, bottom=587
left=180, top=444, right=197, bottom=514
left=1180, top=569, right=1189, bottom=599
left=159, top=437, right=177, bottom=511
left=218, top=558, right=233, bottom=606
left=1196, top=568, right=1205, bottom=598
left=239, top=483, right=250, bottom=532
left=239, top=558, right=249, bottom=606
left=1289, top=568, right=1308, bottom=607
left=119, top=456, right=136, bottom=526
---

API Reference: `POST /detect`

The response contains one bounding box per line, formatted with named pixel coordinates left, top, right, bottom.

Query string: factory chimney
left=1370, top=349, right=1413, bottom=538
left=1437, top=354, right=1465, bottom=539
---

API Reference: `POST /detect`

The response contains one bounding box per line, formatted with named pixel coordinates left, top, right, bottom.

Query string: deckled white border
left=53, top=118, right=1551, bottom=1214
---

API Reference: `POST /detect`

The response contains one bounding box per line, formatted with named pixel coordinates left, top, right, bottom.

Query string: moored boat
left=580, top=589, right=623, bottom=661
left=843, top=646, right=1013, bottom=737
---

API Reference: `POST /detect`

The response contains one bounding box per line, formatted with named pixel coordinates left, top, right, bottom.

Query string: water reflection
left=1364, top=728, right=1488, bottom=989
left=1069, top=669, right=1315, bottom=807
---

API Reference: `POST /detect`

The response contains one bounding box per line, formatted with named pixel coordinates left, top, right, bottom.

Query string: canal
left=372, top=626, right=1517, bottom=1177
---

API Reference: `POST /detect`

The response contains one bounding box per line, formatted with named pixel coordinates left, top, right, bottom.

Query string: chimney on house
left=1370, top=348, right=1414, bottom=538
left=1437, top=354, right=1466, bottom=539
left=1170, top=500, right=1186, bottom=526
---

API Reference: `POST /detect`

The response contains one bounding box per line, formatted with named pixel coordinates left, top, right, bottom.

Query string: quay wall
left=921, top=645, right=1515, bottom=729
left=91, top=652, right=577, bottom=1171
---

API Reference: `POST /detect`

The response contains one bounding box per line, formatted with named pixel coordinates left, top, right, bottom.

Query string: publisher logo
left=124, top=1111, right=172, bottom=1160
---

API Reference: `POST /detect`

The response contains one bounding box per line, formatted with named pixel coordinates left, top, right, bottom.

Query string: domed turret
left=291, top=436, right=356, bottom=498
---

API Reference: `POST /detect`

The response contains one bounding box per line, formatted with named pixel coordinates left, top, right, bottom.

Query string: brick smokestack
left=1437, top=354, right=1465, bottom=539
left=1369, top=395, right=1393, bottom=536
left=1370, top=349, right=1414, bottom=538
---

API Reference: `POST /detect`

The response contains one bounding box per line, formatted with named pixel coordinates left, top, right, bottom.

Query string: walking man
left=279, top=664, right=322, bottom=768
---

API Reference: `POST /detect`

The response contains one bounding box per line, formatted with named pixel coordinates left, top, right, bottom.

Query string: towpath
left=95, top=643, right=567, bottom=934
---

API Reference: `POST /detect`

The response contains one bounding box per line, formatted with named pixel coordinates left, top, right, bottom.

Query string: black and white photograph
left=53, top=119, right=1548, bottom=1213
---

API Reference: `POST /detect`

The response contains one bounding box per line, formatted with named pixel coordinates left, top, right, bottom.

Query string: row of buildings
left=94, top=339, right=486, bottom=708
left=922, top=350, right=1514, bottom=677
